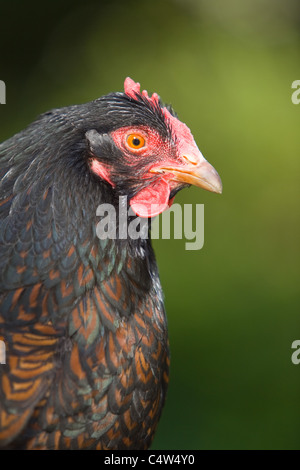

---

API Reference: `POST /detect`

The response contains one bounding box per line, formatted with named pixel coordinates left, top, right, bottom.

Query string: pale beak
left=150, top=158, right=223, bottom=194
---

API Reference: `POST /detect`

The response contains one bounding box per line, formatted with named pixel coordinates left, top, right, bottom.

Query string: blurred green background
left=0, top=0, right=299, bottom=450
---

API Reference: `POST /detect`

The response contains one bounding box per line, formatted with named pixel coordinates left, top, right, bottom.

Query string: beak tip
left=215, top=182, right=223, bottom=195
left=206, top=170, right=223, bottom=195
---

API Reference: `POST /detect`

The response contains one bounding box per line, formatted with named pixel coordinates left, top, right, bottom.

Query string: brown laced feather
left=0, top=88, right=171, bottom=449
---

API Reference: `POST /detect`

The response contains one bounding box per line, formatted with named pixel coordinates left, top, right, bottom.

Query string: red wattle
left=130, top=178, right=171, bottom=218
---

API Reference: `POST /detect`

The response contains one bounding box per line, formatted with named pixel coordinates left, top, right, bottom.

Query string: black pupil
left=132, top=137, right=141, bottom=146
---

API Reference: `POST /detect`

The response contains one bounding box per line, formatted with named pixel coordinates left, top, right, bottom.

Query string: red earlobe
left=90, top=159, right=115, bottom=187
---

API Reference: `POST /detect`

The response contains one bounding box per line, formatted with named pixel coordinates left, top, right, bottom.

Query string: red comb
left=124, top=77, right=192, bottom=144
left=124, top=77, right=160, bottom=107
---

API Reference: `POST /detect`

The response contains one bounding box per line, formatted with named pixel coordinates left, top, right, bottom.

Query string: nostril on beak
left=183, top=155, right=198, bottom=165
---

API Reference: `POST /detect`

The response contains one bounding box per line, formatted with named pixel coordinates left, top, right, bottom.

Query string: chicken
left=0, top=78, right=222, bottom=449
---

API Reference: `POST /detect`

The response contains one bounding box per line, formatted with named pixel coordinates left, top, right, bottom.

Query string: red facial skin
left=90, top=125, right=188, bottom=217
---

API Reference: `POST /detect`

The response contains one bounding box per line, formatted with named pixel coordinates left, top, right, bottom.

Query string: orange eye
left=126, top=134, right=145, bottom=150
